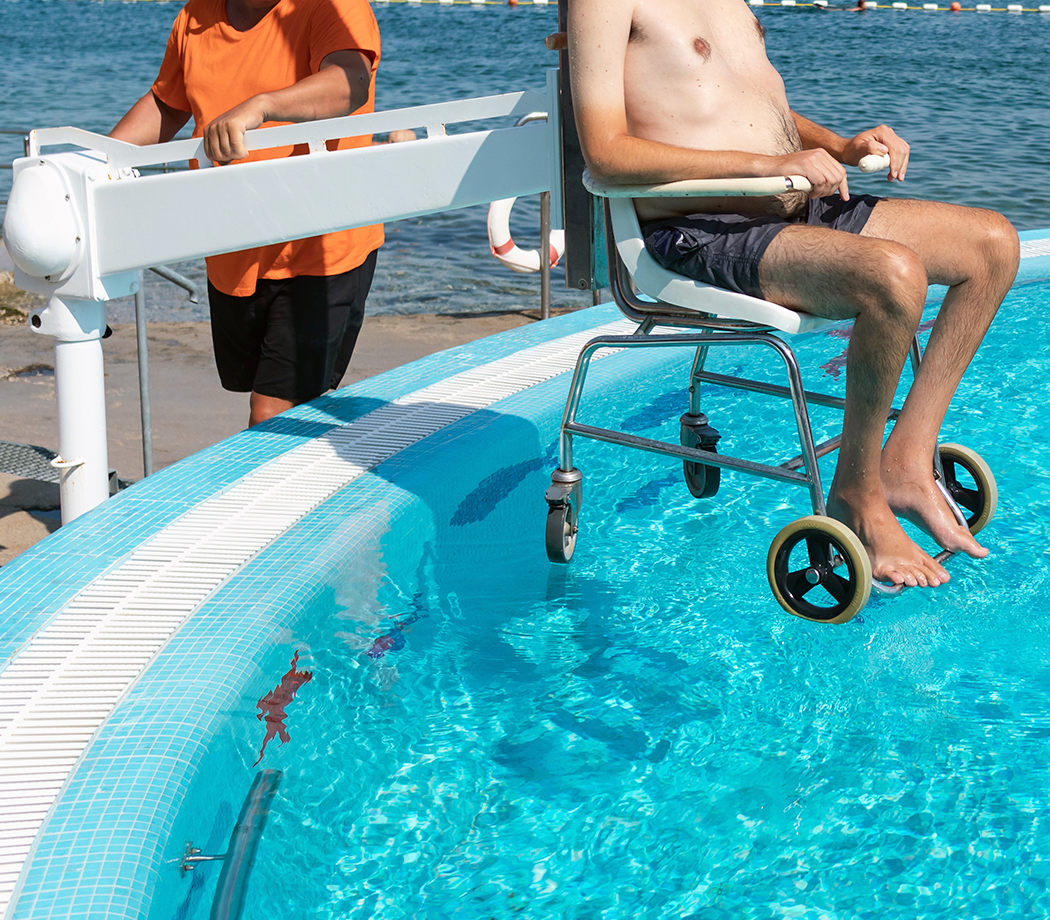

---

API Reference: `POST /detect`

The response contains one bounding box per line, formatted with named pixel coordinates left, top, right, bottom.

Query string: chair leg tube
left=687, top=341, right=711, bottom=416
left=763, top=336, right=828, bottom=516
left=558, top=341, right=606, bottom=471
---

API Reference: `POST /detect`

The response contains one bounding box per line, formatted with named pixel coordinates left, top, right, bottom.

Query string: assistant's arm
left=792, top=111, right=910, bottom=182
left=201, top=49, right=372, bottom=164
left=110, top=91, right=192, bottom=146
left=568, top=0, right=850, bottom=198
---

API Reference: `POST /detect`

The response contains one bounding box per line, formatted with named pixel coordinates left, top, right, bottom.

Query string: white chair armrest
left=583, top=168, right=812, bottom=199
left=582, top=151, right=889, bottom=198
left=584, top=158, right=889, bottom=333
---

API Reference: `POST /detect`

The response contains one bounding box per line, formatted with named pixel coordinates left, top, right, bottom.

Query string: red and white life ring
left=487, top=197, right=567, bottom=274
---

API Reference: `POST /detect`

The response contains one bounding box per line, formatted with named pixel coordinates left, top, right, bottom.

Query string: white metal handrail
left=2, top=78, right=563, bottom=524
left=26, top=91, right=549, bottom=173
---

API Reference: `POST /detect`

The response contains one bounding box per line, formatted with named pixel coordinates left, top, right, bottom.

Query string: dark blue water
left=1, top=0, right=1048, bottom=318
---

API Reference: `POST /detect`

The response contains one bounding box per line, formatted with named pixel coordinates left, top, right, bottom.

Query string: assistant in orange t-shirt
left=152, top=0, right=383, bottom=297
left=112, top=0, right=387, bottom=426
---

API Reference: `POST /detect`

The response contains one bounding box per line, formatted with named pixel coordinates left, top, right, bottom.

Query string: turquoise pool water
left=172, top=279, right=1050, bottom=919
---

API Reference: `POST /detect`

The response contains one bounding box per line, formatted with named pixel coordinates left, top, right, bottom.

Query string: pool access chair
left=544, top=168, right=998, bottom=624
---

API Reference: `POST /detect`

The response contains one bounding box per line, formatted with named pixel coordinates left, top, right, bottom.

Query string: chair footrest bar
left=695, top=370, right=847, bottom=411
left=564, top=422, right=812, bottom=487
left=779, top=402, right=903, bottom=471
left=782, top=434, right=843, bottom=472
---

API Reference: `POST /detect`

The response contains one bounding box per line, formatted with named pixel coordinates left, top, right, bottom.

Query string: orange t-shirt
left=152, top=0, right=384, bottom=296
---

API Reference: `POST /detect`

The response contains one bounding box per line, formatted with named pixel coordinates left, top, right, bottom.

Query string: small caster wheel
left=938, top=443, right=997, bottom=534
left=767, top=516, right=872, bottom=624
left=680, top=413, right=721, bottom=499
left=545, top=501, right=578, bottom=563
left=545, top=472, right=582, bottom=564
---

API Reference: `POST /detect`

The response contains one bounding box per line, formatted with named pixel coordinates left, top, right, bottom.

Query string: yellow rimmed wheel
left=938, top=443, right=997, bottom=535
left=767, top=516, right=872, bottom=624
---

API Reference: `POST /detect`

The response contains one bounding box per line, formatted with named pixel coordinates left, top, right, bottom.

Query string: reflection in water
left=253, top=650, right=313, bottom=767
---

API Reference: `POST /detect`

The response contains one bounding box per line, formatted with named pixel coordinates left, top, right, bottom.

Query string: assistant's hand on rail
left=202, top=97, right=267, bottom=164
left=202, top=49, right=373, bottom=164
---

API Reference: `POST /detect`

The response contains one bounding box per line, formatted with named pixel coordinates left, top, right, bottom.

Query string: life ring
left=487, top=197, right=566, bottom=274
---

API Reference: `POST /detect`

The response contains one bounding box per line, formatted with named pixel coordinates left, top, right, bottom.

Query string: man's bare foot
left=882, top=466, right=988, bottom=559
left=826, top=491, right=950, bottom=588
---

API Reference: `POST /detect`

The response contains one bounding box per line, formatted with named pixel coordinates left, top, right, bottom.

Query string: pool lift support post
left=554, top=0, right=607, bottom=304
left=1, top=84, right=563, bottom=524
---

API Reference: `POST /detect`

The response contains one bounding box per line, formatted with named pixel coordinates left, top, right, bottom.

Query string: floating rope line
left=4, top=0, right=1044, bottom=8
left=366, top=0, right=1050, bottom=8
left=749, top=0, right=1050, bottom=9
left=372, top=0, right=559, bottom=4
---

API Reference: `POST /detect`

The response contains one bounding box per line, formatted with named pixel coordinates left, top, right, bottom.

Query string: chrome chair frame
left=543, top=173, right=989, bottom=622
left=549, top=191, right=917, bottom=522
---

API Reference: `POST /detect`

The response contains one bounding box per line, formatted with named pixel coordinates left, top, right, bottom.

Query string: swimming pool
left=2, top=237, right=1050, bottom=918
left=217, top=276, right=1050, bottom=919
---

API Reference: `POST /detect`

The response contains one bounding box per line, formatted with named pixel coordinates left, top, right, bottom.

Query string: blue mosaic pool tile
left=15, top=355, right=644, bottom=920
left=10, top=482, right=433, bottom=919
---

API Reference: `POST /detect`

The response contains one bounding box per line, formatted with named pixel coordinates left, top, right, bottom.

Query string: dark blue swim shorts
left=642, top=193, right=882, bottom=300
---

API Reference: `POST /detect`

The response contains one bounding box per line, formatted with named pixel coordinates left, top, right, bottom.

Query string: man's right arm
left=568, top=0, right=848, bottom=197
left=110, top=91, right=191, bottom=146
left=569, top=0, right=735, bottom=185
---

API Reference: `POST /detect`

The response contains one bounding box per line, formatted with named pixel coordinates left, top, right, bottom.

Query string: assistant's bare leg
left=861, top=200, right=1018, bottom=555
left=249, top=391, right=298, bottom=427
left=760, top=226, right=947, bottom=587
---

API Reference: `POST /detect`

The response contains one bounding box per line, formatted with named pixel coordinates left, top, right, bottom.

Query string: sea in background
left=0, top=0, right=1048, bottom=322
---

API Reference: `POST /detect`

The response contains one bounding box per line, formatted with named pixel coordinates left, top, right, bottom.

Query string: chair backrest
left=606, top=196, right=832, bottom=336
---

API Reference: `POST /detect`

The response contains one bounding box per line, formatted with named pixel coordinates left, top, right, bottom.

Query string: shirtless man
left=567, top=0, right=1019, bottom=588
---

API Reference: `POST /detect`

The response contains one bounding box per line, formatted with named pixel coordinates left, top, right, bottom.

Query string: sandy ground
left=0, top=249, right=558, bottom=566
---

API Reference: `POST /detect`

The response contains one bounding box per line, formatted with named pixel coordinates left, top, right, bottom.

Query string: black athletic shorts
left=642, top=194, right=882, bottom=300
left=208, top=249, right=378, bottom=402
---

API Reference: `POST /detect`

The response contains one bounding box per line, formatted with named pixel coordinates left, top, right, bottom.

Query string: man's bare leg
left=759, top=226, right=948, bottom=587
left=861, top=199, right=1019, bottom=556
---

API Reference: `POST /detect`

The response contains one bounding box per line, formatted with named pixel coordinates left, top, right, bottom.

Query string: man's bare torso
left=624, top=0, right=805, bottom=220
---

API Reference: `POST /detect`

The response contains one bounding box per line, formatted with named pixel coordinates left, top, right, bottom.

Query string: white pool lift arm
left=2, top=85, right=562, bottom=523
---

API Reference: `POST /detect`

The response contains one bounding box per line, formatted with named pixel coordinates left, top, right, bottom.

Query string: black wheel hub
left=774, top=531, right=858, bottom=622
